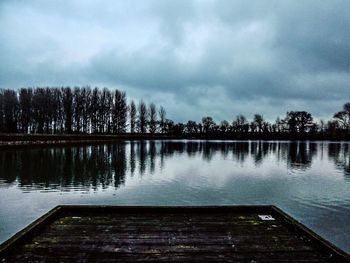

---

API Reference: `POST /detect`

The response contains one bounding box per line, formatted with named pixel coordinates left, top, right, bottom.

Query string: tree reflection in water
left=0, top=141, right=349, bottom=191
left=328, top=143, right=350, bottom=178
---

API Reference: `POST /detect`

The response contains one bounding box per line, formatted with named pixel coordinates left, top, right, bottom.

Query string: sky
left=0, top=0, right=349, bottom=123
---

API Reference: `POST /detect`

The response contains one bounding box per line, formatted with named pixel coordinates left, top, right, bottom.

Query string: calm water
left=0, top=140, right=349, bottom=252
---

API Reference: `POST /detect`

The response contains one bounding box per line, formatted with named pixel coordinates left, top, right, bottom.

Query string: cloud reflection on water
left=0, top=140, right=349, bottom=191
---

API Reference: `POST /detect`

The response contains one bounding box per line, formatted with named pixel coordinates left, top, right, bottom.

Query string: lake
left=0, top=140, right=349, bottom=253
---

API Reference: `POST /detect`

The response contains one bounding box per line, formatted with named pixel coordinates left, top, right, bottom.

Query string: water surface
left=0, top=140, right=349, bottom=252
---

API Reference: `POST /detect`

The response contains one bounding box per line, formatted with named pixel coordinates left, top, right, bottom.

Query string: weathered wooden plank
left=15, top=242, right=316, bottom=253
left=61, top=205, right=275, bottom=213
left=0, top=205, right=349, bottom=262
left=4, top=250, right=330, bottom=263
left=48, top=224, right=290, bottom=232
left=53, top=217, right=279, bottom=226
left=55, top=213, right=261, bottom=219
left=34, top=234, right=305, bottom=243
left=22, top=234, right=314, bottom=249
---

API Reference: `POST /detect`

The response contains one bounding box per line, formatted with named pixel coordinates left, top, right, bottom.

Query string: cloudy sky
left=0, top=0, right=349, bottom=122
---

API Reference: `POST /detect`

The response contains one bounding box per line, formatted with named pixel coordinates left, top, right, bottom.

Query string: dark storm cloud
left=0, top=0, right=349, bottom=122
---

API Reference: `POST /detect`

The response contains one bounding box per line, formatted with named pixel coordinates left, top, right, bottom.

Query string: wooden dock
left=0, top=205, right=349, bottom=262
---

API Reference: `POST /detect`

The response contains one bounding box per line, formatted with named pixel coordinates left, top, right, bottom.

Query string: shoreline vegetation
left=0, top=133, right=349, bottom=148
left=0, top=87, right=350, bottom=146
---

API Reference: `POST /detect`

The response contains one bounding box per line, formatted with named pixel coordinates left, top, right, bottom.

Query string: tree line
left=0, top=87, right=167, bottom=135
left=0, top=87, right=349, bottom=139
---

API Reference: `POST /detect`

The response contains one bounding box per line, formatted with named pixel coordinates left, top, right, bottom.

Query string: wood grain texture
left=0, top=205, right=349, bottom=262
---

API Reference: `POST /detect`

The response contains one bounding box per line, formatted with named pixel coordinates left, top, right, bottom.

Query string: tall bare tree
left=62, top=87, right=73, bottom=134
left=253, top=114, right=264, bottom=133
left=232, top=115, right=248, bottom=133
left=81, top=86, right=91, bottom=134
left=90, top=87, right=100, bottom=134
left=113, top=89, right=128, bottom=133
left=19, top=88, right=32, bottom=133
left=158, top=106, right=166, bottom=133
left=0, top=90, right=4, bottom=132
left=148, top=103, right=157, bottom=134
left=32, top=88, right=46, bottom=133
left=129, top=100, right=136, bottom=133
left=137, top=100, right=147, bottom=133
left=2, top=89, right=19, bottom=133
left=73, top=87, right=83, bottom=133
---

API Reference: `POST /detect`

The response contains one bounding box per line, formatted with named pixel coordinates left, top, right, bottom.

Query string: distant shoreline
left=0, top=133, right=349, bottom=148
left=0, top=134, right=174, bottom=148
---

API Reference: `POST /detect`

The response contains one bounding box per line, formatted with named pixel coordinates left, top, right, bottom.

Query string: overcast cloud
left=0, top=0, right=349, bottom=122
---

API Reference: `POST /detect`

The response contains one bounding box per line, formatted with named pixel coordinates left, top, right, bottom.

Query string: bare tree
left=19, top=88, right=32, bottom=133
left=232, top=115, right=248, bottom=133
left=90, top=88, right=100, bottom=134
left=0, top=90, right=4, bottom=132
left=275, top=117, right=282, bottom=133
left=129, top=100, right=136, bottom=133
left=81, top=86, right=91, bottom=134
left=185, top=120, right=198, bottom=133
left=320, top=119, right=325, bottom=134
left=333, top=102, right=350, bottom=130
left=98, top=88, right=112, bottom=133
left=202, top=116, right=215, bottom=133
left=283, top=111, right=313, bottom=134
left=62, top=87, right=73, bottom=134
left=2, top=89, right=18, bottom=133
left=219, top=120, right=230, bottom=133
left=137, top=100, right=147, bottom=133
left=158, top=106, right=166, bottom=133
left=148, top=103, right=157, bottom=134
left=113, top=89, right=128, bottom=133
left=44, top=88, right=54, bottom=133
left=32, top=88, right=46, bottom=133
left=253, top=114, right=264, bottom=133
left=73, top=87, right=83, bottom=133
left=164, top=119, right=174, bottom=134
